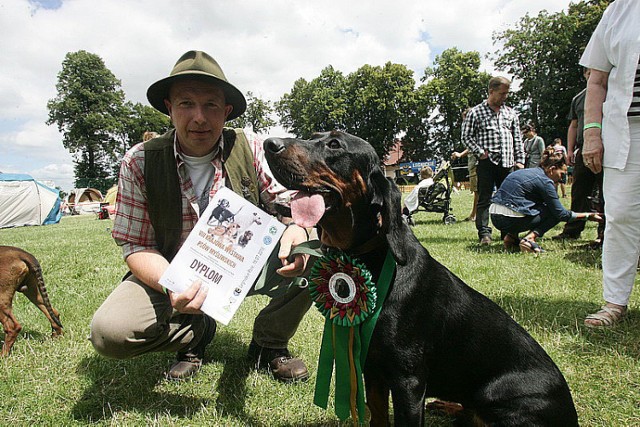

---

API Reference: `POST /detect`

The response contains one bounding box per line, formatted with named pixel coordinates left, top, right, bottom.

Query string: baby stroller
left=414, top=160, right=456, bottom=224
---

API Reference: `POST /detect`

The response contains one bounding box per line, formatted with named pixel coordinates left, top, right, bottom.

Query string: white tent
left=0, top=173, right=62, bottom=228
left=65, top=187, right=103, bottom=215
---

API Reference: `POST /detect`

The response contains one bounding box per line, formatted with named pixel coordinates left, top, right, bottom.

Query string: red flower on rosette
left=309, top=250, right=377, bottom=327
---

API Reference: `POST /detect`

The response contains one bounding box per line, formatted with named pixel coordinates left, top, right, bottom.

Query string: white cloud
left=0, top=0, right=571, bottom=192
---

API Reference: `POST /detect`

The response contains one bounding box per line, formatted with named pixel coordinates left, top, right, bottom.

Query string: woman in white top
left=580, top=0, right=640, bottom=328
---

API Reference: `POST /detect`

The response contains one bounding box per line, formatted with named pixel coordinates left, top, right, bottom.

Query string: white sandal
left=584, top=305, right=627, bottom=328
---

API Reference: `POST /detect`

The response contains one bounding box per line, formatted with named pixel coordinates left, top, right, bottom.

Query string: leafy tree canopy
left=491, top=0, right=612, bottom=143
left=47, top=50, right=126, bottom=191
left=227, top=91, right=277, bottom=134
left=277, top=63, right=416, bottom=159
left=415, top=48, right=491, bottom=158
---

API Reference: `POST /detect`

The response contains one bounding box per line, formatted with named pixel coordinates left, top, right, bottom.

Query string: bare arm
left=582, top=69, right=609, bottom=173
left=126, top=250, right=208, bottom=314
left=451, top=149, right=469, bottom=160
left=567, top=119, right=578, bottom=165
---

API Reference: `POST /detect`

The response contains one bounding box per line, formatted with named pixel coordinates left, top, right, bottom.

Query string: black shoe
left=167, top=315, right=216, bottom=381
left=552, top=232, right=579, bottom=241
left=247, top=340, right=309, bottom=383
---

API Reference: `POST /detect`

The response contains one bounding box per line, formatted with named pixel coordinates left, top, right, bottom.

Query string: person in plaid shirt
left=90, top=51, right=313, bottom=382
left=462, top=76, right=525, bottom=245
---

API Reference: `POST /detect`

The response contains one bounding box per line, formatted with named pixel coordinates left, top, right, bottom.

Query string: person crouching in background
left=490, top=146, right=602, bottom=253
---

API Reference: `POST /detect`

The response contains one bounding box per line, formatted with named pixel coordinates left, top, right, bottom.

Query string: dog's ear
left=370, top=168, right=408, bottom=265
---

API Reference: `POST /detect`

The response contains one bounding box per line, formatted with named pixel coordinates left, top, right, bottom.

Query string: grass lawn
left=0, top=187, right=638, bottom=426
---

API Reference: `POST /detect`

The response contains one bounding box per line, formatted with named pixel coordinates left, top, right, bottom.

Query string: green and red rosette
left=309, top=249, right=395, bottom=425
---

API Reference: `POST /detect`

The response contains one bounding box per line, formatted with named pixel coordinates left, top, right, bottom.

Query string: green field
left=0, top=188, right=638, bottom=426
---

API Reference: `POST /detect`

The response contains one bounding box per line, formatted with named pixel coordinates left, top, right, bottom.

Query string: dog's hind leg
left=0, top=303, right=22, bottom=356
left=365, top=374, right=390, bottom=426
left=21, top=273, right=63, bottom=338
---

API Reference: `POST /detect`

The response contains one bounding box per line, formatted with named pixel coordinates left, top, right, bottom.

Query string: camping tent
left=103, top=184, right=118, bottom=215
left=0, top=173, right=63, bottom=228
left=104, top=185, right=117, bottom=205
left=66, top=187, right=103, bottom=215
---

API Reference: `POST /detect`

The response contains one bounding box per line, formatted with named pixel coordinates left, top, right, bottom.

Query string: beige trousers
left=90, top=273, right=312, bottom=359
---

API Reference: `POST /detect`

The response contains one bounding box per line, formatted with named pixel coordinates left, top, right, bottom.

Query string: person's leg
left=529, top=210, right=562, bottom=238
left=558, top=156, right=593, bottom=238
left=594, top=170, right=606, bottom=243
left=467, top=166, right=478, bottom=221
left=600, top=165, right=640, bottom=307
left=252, top=285, right=312, bottom=349
left=248, top=233, right=318, bottom=382
left=490, top=214, right=531, bottom=236
left=475, top=159, right=495, bottom=240
left=90, top=275, right=208, bottom=358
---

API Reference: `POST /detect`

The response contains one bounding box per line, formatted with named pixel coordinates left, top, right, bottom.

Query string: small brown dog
left=0, top=246, right=63, bottom=355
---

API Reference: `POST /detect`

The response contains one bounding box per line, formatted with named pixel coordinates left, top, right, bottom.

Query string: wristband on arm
left=583, top=122, right=602, bottom=130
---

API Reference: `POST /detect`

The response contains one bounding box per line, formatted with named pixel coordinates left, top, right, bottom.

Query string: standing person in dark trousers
left=553, top=68, right=605, bottom=246
left=462, top=76, right=525, bottom=245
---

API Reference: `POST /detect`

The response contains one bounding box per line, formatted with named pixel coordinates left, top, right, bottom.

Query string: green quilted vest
left=144, top=128, right=260, bottom=261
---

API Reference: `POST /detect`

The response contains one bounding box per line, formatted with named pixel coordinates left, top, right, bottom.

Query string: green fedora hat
left=146, top=50, right=246, bottom=120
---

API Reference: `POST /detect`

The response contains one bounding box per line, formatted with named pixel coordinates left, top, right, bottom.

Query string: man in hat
left=89, top=51, right=312, bottom=382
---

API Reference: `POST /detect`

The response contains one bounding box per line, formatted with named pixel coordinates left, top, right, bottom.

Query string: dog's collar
left=322, top=234, right=386, bottom=257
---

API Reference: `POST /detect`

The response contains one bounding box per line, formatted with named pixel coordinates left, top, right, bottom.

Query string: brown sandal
left=584, top=305, right=627, bottom=328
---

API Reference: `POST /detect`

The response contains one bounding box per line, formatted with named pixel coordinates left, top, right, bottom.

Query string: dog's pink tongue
left=291, top=192, right=325, bottom=228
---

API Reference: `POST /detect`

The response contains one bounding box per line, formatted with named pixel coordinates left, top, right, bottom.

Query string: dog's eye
left=326, top=139, right=342, bottom=150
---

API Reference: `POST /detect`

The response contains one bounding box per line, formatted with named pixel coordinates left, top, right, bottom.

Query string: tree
left=491, top=0, right=612, bottom=143
left=121, top=102, right=171, bottom=147
left=276, top=66, right=348, bottom=138
left=47, top=50, right=126, bottom=191
left=418, top=48, right=491, bottom=158
left=344, top=62, right=417, bottom=158
left=276, top=63, right=417, bottom=159
left=227, top=91, right=277, bottom=134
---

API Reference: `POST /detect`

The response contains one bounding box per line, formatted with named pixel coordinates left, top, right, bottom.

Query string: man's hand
left=515, top=162, right=525, bottom=170
left=277, top=224, right=310, bottom=277
left=567, top=148, right=575, bottom=166
left=168, top=280, right=208, bottom=314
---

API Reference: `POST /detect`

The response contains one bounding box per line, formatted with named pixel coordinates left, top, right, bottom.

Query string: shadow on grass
left=71, top=331, right=263, bottom=425
left=490, top=295, right=640, bottom=361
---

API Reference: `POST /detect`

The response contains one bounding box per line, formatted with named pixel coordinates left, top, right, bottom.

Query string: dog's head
left=264, top=130, right=407, bottom=263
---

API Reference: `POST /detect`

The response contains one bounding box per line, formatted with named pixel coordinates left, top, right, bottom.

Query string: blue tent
left=0, top=173, right=62, bottom=228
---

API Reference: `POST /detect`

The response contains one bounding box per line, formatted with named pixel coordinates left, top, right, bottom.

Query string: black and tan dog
left=0, top=246, right=63, bottom=355
left=264, top=131, right=578, bottom=426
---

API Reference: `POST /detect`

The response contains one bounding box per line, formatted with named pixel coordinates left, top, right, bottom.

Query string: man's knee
left=89, top=308, right=138, bottom=359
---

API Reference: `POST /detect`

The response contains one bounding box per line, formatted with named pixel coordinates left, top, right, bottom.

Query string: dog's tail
left=22, top=253, right=64, bottom=330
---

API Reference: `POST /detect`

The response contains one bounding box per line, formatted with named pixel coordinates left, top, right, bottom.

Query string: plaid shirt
left=462, top=101, right=524, bottom=168
left=111, top=130, right=287, bottom=259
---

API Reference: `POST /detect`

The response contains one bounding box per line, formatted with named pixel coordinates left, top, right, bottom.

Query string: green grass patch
left=0, top=188, right=638, bottom=426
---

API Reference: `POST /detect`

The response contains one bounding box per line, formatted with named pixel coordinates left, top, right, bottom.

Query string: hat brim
left=146, top=73, right=247, bottom=121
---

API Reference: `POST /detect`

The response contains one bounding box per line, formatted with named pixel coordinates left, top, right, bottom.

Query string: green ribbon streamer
left=313, top=249, right=396, bottom=424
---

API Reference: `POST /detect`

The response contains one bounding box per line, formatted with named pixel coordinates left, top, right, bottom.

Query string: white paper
left=159, top=187, right=285, bottom=325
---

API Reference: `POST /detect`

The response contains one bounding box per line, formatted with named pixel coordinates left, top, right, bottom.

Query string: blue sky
left=0, top=0, right=570, bottom=191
